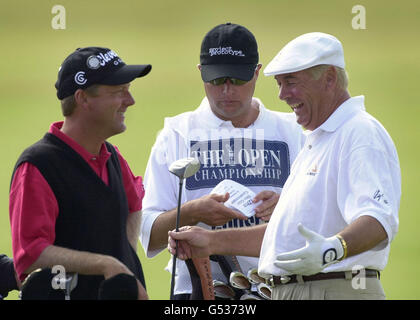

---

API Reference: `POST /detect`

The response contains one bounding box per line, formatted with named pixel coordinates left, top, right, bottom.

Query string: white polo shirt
left=259, top=96, right=401, bottom=277
left=140, top=97, right=305, bottom=294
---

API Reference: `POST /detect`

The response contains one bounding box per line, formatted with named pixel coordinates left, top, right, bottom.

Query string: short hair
left=308, top=64, right=348, bottom=90
left=61, top=95, right=76, bottom=117
left=60, top=84, right=100, bottom=116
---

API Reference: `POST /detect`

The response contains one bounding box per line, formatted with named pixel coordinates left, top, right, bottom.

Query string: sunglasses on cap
left=207, top=77, right=249, bottom=86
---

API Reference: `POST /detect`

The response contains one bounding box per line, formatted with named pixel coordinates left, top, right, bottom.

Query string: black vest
left=12, top=133, right=145, bottom=299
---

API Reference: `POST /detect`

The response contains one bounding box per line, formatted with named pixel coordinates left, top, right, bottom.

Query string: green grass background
left=0, top=0, right=418, bottom=300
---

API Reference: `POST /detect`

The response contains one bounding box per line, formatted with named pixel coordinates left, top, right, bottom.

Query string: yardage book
left=210, top=179, right=262, bottom=218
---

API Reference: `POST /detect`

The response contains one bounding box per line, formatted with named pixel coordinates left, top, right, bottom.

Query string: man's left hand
left=253, top=191, right=280, bottom=221
left=274, top=224, right=344, bottom=275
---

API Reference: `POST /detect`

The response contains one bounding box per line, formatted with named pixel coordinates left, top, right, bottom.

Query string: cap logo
left=74, top=71, right=87, bottom=85
left=86, top=55, right=101, bottom=69
left=209, top=46, right=245, bottom=57
left=97, top=50, right=119, bottom=67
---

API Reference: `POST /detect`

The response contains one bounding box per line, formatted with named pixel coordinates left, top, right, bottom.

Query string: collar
left=49, top=121, right=111, bottom=163
left=314, top=95, right=365, bottom=134
left=196, top=96, right=266, bottom=129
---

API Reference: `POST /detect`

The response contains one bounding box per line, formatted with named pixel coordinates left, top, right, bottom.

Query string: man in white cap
left=169, top=32, right=401, bottom=299
left=141, top=23, right=304, bottom=299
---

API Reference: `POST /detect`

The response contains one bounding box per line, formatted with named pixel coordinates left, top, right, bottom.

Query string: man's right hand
left=187, top=193, right=247, bottom=226
left=168, top=226, right=212, bottom=260
left=102, top=256, right=148, bottom=300
left=135, top=280, right=149, bottom=300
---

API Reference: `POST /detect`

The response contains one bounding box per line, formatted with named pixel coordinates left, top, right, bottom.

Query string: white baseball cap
left=263, top=32, right=345, bottom=76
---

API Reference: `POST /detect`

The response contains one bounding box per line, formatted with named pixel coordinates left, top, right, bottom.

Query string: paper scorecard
left=210, top=179, right=262, bottom=218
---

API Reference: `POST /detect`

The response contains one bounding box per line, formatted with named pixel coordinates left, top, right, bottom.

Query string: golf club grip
left=169, top=250, right=177, bottom=299
left=186, top=258, right=215, bottom=300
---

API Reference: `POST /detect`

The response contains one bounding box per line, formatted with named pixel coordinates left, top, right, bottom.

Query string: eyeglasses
left=207, top=77, right=249, bottom=86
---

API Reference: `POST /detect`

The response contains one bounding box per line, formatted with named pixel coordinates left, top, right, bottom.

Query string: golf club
left=19, top=268, right=78, bottom=300
left=256, top=282, right=272, bottom=300
left=247, top=267, right=266, bottom=285
left=209, top=255, right=272, bottom=300
left=168, top=157, right=201, bottom=300
left=63, top=273, right=78, bottom=300
left=229, top=271, right=251, bottom=290
left=213, top=280, right=235, bottom=300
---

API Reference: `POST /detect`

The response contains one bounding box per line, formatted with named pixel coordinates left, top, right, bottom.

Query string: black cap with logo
left=200, top=23, right=259, bottom=82
left=55, top=47, right=152, bottom=100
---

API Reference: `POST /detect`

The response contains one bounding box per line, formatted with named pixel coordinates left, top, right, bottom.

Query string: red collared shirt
left=9, top=122, right=144, bottom=280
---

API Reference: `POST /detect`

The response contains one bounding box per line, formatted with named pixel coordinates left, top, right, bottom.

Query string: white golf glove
left=274, top=223, right=344, bottom=276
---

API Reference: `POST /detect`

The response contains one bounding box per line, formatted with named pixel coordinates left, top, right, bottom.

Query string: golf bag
left=19, top=268, right=138, bottom=300
left=187, top=255, right=271, bottom=300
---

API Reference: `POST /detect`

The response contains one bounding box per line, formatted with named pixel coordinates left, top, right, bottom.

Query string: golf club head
left=169, top=158, right=200, bottom=179
left=247, top=268, right=266, bottom=285
left=212, top=280, right=235, bottom=300
left=229, top=271, right=251, bottom=290
left=256, top=283, right=272, bottom=300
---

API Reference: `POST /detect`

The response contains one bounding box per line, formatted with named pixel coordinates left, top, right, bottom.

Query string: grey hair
left=308, top=64, right=348, bottom=90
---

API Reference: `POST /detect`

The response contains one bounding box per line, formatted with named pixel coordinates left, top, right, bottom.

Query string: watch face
left=323, top=248, right=337, bottom=265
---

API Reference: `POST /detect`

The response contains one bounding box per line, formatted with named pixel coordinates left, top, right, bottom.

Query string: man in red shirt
left=9, top=47, right=151, bottom=299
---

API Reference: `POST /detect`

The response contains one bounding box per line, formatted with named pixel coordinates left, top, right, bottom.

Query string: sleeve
left=139, top=127, right=180, bottom=258
left=337, top=144, right=401, bottom=249
left=114, top=146, right=145, bottom=213
left=9, top=163, right=59, bottom=281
